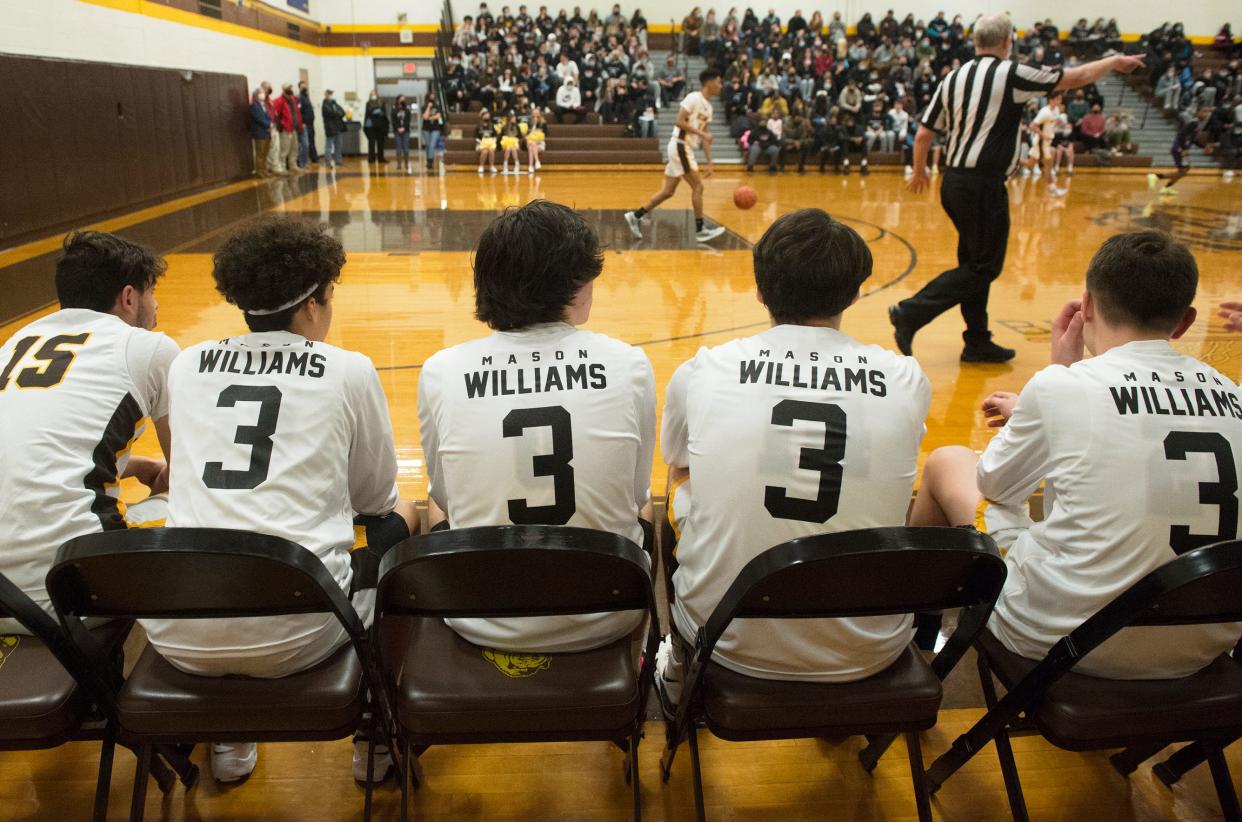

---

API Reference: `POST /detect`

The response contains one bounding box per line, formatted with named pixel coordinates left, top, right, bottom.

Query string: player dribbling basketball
left=624, top=68, right=727, bottom=244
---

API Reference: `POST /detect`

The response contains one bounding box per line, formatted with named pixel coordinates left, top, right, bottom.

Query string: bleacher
left=442, top=111, right=664, bottom=166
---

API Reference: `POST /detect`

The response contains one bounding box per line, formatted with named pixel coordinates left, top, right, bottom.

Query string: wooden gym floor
left=1, top=163, right=1240, bottom=819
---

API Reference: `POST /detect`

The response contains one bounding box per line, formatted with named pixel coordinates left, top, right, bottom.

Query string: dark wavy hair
left=754, top=209, right=872, bottom=324
left=473, top=200, right=603, bottom=331
left=55, top=231, right=166, bottom=311
left=212, top=216, right=345, bottom=332
left=1086, top=230, right=1197, bottom=333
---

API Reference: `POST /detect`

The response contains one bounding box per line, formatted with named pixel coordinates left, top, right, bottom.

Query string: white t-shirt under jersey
left=982, top=340, right=1242, bottom=679
left=0, top=309, right=178, bottom=630
left=419, top=322, right=656, bottom=653
left=672, top=90, right=712, bottom=150
left=142, top=332, right=400, bottom=669
left=663, top=324, right=931, bottom=682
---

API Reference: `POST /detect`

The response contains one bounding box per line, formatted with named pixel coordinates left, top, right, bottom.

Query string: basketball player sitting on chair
left=911, top=230, right=1242, bottom=679
left=139, top=217, right=419, bottom=784
left=657, top=208, right=932, bottom=706
left=624, top=68, right=728, bottom=244
left=0, top=231, right=178, bottom=632
left=419, top=199, right=656, bottom=653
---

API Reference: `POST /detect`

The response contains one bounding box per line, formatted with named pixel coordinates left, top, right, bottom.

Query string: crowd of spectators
left=1143, top=23, right=1241, bottom=176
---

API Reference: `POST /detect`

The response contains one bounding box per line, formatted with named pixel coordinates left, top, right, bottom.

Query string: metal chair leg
left=906, top=732, right=933, bottom=822
left=1204, top=745, right=1242, bottom=822
left=399, top=739, right=409, bottom=822
left=993, top=727, right=1030, bottom=822
left=859, top=732, right=898, bottom=772
left=1155, top=740, right=1217, bottom=786
left=93, top=730, right=116, bottom=822
left=129, top=744, right=151, bottom=822
left=631, top=731, right=643, bottom=822
left=687, top=729, right=707, bottom=822
left=363, top=724, right=376, bottom=822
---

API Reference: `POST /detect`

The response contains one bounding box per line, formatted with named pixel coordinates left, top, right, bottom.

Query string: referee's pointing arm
left=907, top=14, right=1145, bottom=194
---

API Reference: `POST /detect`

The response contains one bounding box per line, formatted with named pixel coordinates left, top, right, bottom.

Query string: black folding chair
left=925, top=539, right=1242, bottom=822
left=46, top=527, right=399, bottom=822
left=376, top=525, right=661, bottom=822
left=660, top=526, right=1006, bottom=822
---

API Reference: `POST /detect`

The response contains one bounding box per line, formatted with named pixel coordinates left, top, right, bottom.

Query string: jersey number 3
left=503, top=406, right=576, bottom=525
left=1164, top=431, right=1239, bottom=555
left=203, top=385, right=283, bottom=490
left=765, top=400, right=847, bottom=524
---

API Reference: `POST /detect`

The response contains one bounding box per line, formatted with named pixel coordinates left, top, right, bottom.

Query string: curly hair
left=212, top=216, right=345, bottom=332
left=473, top=200, right=603, bottom=331
left=55, top=231, right=166, bottom=311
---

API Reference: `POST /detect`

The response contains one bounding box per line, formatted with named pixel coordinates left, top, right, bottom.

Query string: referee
left=891, top=14, right=1144, bottom=362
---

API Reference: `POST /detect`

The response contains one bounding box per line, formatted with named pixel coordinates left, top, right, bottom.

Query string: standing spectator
left=682, top=7, right=704, bottom=54
left=421, top=96, right=445, bottom=171
left=320, top=89, right=346, bottom=169
left=392, top=95, right=414, bottom=172
left=363, top=92, right=388, bottom=166
left=782, top=100, right=813, bottom=173
left=271, top=84, right=303, bottom=175
left=249, top=88, right=273, bottom=178
left=298, top=81, right=318, bottom=166
left=260, top=81, right=283, bottom=175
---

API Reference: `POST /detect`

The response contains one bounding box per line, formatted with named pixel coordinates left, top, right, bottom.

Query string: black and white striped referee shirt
left=920, top=56, right=1063, bottom=177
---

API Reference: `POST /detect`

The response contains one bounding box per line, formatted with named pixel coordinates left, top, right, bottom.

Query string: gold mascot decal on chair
left=482, top=647, right=551, bottom=678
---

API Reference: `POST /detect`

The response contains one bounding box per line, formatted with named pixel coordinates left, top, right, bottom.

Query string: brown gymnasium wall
left=0, top=54, right=251, bottom=322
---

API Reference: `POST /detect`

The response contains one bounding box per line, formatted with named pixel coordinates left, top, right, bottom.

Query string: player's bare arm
left=905, top=125, right=934, bottom=193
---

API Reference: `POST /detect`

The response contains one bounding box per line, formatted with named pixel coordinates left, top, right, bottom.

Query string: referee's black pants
left=898, top=170, right=1009, bottom=346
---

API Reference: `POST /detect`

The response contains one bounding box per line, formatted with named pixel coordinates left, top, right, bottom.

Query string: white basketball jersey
left=142, top=331, right=400, bottom=664
left=672, top=91, right=712, bottom=149
left=983, top=340, right=1242, bottom=678
left=0, top=309, right=178, bottom=622
left=419, top=322, right=656, bottom=652
left=663, top=325, right=931, bottom=682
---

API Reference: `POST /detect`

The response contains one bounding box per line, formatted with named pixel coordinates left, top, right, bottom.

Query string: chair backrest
left=1064, top=540, right=1242, bottom=661
left=699, top=526, right=1005, bottom=651
left=0, top=571, right=121, bottom=716
left=46, top=528, right=361, bottom=634
left=377, top=525, right=654, bottom=620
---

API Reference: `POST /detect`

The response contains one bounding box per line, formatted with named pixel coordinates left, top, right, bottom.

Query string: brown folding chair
left=376, top=524, right=661, bottom=822
left=659, top=526, right=1006, bottom=822
left=46, top=527, right=398, bottom=822
left=925, top=539, right=1242, bottom=822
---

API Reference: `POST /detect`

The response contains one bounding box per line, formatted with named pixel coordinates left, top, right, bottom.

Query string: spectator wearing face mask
left=271, top=84, right=304, bottom=174
left=321, top=89, right=346, bottom=169
left=249, top=88, right=273, bottom=178
left=556, top=76, right=583, bottom=123
left=297, top=81, right=318, bottom=167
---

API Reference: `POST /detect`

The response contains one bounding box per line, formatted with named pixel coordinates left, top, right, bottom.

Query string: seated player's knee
left=923, top=445, right=979, bottom=488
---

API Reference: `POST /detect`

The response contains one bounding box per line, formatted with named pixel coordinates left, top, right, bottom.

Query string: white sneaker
left=1225, top=170, right=1236, bottom=181
left=930, top=165, right=940, bottom=175
left=352, top=738, right=394, bottom=784
left=528, top=165, right=534, bottom=174
left=1147, top=172, right=1159, bottom=191
left=623, top=211, right=644, bottom=239
left=535, top=160, right=542, bottom=170
left=490, top=166, right=498, bottom=174
left=904, top=164, right=914, bottom=176
left=211, top=743, right=257, bottom=782
left=653, top=635, right=683, bottom=715
left=1048, top=185, right=1068, bottom=197
left=1020, top=167, right=1031, bottom=178
left=695, top=225, right=726, bottom=243
left=477, top=165, right=484, bottom=174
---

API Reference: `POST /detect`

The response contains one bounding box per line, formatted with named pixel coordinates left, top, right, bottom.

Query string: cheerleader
left=523, top=106, right=548, bottom=174
left=499, top=109, right=522, bottom=174
left=475, top=109, right=498, bottom=174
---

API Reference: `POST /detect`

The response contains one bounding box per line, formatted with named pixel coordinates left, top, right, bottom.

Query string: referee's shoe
left=889, top=305, right=1015, bottom=362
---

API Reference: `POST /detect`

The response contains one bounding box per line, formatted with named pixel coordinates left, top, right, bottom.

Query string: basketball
left=733, top=185, right=758, bottom=210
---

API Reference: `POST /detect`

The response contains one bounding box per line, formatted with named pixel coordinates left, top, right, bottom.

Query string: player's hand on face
left=1051, top=299, right=1086, bottom=366
left=905, top=173, right=929, bottom=193
left=982, top=391, right=1019, bottom=427
left=1219, top=301, right=1242, bottom=332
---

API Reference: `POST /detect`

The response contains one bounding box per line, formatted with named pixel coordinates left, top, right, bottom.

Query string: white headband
left=244, top=283, right=320, bottom=316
